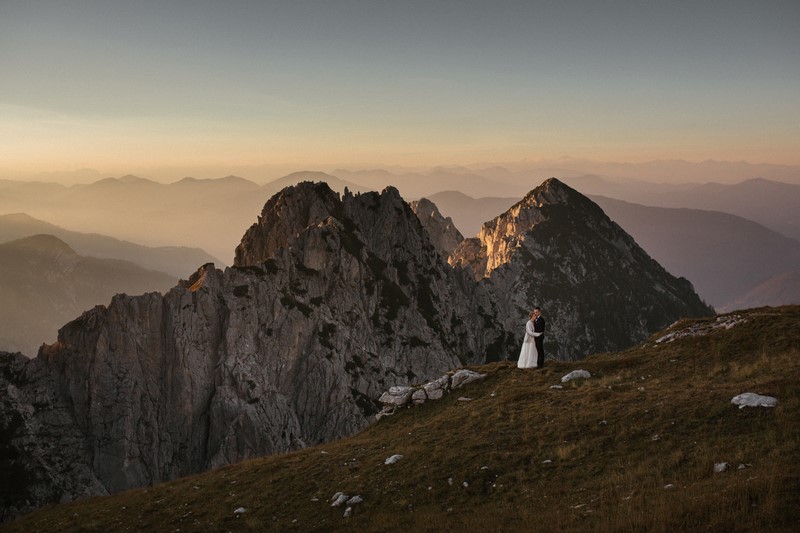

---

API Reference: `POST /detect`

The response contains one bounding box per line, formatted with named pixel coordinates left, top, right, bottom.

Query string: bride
left=517, top=310, right=542, bottom=369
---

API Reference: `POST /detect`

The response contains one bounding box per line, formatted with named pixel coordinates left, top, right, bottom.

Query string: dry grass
left=4, top=306, right=799, bottom=532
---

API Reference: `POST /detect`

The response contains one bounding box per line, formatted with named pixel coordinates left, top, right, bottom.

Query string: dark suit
left=534, top=315, right=545, bottom=367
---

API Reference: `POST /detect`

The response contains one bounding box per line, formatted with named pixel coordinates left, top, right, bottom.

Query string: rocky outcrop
left=410, top=198, right=464, bottom=258
left=450, top=178, right=714, bottom=360
left=376, top=368, right=486, bottom=415
left=0, top=182, right=513, bottom=520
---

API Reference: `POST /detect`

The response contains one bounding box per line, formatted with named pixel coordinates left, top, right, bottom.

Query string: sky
left=1, top=0, right=799, bottom=181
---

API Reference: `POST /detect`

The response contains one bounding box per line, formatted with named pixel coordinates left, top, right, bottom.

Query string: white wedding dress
left=517, top=319, right=541, bottom=369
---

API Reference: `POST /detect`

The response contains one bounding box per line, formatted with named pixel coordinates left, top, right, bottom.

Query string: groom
left=533, top=307, right=545, bottom=367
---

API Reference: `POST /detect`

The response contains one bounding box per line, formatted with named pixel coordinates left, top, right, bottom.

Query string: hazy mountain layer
left=590, top=196, right=800, bottom=308
left=0, top=213, right=218, bottom=278
left=0, top=235, right=176, bottom=355
left=722, top=271, right=800, bottom=312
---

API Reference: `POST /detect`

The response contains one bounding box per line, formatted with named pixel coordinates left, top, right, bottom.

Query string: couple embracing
left=517, top=306, right=545, bottom=369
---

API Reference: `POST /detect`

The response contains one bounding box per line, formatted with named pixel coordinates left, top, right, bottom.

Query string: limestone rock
left=731, top=392, right=778, bottom=409
left=451, top=369, right=485, bottom=389
left=379, top=386, right=416, bottom=407
left=377, top=369, right=486, bottom=411
left=561, top=370, right=592, bottom=382
left=410, top=198, right=464, bottom=258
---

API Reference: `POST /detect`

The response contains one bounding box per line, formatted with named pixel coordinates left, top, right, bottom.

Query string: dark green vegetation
left=5, top=306, right=798, bottom=532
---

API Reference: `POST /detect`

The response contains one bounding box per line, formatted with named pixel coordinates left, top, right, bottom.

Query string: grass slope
left=4, top=307, right=799, bottom=532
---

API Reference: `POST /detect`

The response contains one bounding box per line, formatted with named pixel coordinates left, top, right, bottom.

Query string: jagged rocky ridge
left=0, top=183, right=511, bottom=520
left=450, top=178, right=714, bottom=359
left=0, top=179, right=712, bottom=520
left=409, top=198, right=464, bottom=258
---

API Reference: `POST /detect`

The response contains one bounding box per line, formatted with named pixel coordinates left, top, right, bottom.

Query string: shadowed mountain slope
left=0, top=213, right=219, bottom=278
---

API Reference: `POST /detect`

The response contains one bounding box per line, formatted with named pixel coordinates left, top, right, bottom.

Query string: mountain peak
left=520, top=177, right=586, bottom=207
left=449, top=178, right=713, bottom=358
left=1, top=234, right=77, bottom=256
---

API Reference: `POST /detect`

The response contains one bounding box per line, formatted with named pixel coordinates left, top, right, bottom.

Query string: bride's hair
left=529, top=310, right=537, bottom=320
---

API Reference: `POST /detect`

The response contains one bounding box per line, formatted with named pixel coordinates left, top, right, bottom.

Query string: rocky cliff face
left=450, top=178, right=714, bottom=360
left=409, top=198, right=464, bottom=258
left=0, top=182, right=511, bottom=520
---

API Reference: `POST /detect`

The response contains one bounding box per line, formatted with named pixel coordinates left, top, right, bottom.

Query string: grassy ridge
left=4, top=306, right=799, bottom=532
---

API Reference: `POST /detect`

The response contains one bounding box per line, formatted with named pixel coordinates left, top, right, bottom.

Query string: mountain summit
left=0, top=182, right=508, bottom=520
left=450, top=178, right=713, bottom=359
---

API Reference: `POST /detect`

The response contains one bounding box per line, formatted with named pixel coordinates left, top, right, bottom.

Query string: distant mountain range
left=0, top=213, right=218, bottom=278
left=563, top=176, right=800, bottom=243
left=0, top=235, right=176, bottom=355
left=0, top=173, right=368, bottom=263
left=330, top=170, right=800, bottom=243
left=2, top=170, right=798, bottom=309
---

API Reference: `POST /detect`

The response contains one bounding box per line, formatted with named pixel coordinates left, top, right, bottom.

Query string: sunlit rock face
left=0, top=182, right=511, bottom=520
left=449, top=178, right=714, bottom=360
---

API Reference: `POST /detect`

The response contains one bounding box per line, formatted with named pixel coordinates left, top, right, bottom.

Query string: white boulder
left=385, top=454, right=403, bottom=465
left=561, top=370, right=591, bottom=383
left=451, top=369, right=485, bottom=389
left=731, top=392, right=777, bottom=409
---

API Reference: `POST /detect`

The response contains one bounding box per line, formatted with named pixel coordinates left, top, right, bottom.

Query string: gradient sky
left=1, top=0, right=799, bottom=178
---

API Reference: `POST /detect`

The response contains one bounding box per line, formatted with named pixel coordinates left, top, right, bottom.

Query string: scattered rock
left=561, top=370, right=591, bottom=382
left=343, top=507, right=352, bottom=517
left=347, top=495, right=363, bottom=505
left=451, top=369, right=484, bottom=389
left=664, top=484, right=674, bottom=490
left=655, top=314, right=747, bottom=344
left=411, top=389, right=427, bottom=405
left=542, top=459, right=552, bottom=464
left=233, top=507, right=246, bottom=515
left=550, top=384, right=564, bottom=389
left=462, top=481, right=469, bottom=488
left=379, top=386, right=415, bottom=407
left=384, top=454, right=403, bottom=465
left=714, top=462, right=730, bottom=473
left=457, top=397, right=473, bottom=402
left=331, top=493, right=349, bottom=507
left=731, top=392, right=778, bottom=409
